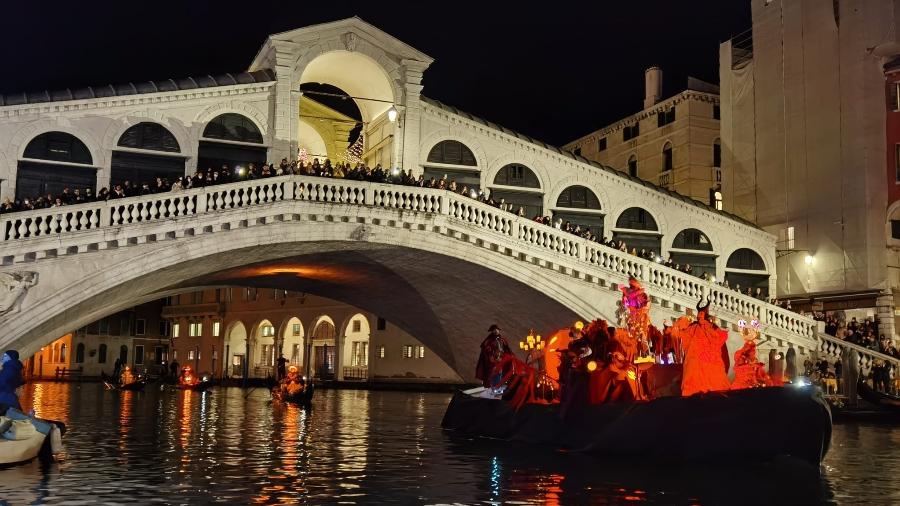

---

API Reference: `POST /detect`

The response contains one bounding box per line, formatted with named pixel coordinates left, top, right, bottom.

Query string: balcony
left=658, top=170, right=672, bottom=188
left=342, top=366, right=369, bottom=381
left=161, top=303, right=224, bottom=318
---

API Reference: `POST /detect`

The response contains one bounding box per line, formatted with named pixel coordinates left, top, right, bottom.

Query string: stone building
left=162, top=288, right=462, bottom=383
left=563, top=68, right=722, bottom=207
left=719, top=0, right=900, bottom=338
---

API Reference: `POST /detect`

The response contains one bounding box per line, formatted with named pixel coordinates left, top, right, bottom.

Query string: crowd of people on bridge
left=3, top=156, right=774, bottom=292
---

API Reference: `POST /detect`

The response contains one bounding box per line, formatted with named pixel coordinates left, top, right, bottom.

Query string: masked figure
left=676, top=299, right=731, bottom=396
left=731, top=318, right=769, bottom=389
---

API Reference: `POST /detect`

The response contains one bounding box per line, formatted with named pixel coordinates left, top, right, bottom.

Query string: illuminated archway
left=280, top=317, right=305, bottom=370
left=223, top=321, right=247, bottom=378
left=340, top=314, right=370, bottom=381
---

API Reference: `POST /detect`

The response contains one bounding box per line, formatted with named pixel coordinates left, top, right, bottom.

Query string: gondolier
left=475, top=324, right=512, bottom=388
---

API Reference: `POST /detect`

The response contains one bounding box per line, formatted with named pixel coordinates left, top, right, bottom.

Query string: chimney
left=644, top=67, right=663, bottom=109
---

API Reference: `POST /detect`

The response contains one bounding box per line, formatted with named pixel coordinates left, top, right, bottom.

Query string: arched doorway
left=612, top=207, right=662, bottom=254
left=725, top=248, right=769, bottom=297
left=490, top=163, right=543, bottom=217
left=308, top=316, right=336, bottom=380
left=111, top=122, right=185, bottom=187
left=297, top=49, right=398, bottom=168
left=16, top=131, right=96, bottom=201
left=669, top=228, right=716, bottom=278
left=552, top=185, right=603, bottom=238
left=223, top=321, right=247, bottom=378
left=280, top=317, right=305, bottom=372
left=198, top=113, right=267, bottom=173
left=341, top=314, right=370, bottom=381
left=252, top=319, right=276, bottom=378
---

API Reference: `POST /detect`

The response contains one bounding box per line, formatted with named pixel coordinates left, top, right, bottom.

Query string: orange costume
left=677, top=300, right=731, bottom=396
left=731, top=318, right=769, bottom=390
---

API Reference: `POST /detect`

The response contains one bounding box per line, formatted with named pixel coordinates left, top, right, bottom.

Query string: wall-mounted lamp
left=387, top=105, right=399, bottom=123
left=804, top=254, right=815, bottom=266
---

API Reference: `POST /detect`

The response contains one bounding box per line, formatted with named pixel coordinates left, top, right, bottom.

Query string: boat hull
left=442, top=386, right=831, bottom=467
left=857, top=379, right=900, bottom=411
left=272, top=383, right=314, bottom=408
left=178, top=381, right=213, bottom=392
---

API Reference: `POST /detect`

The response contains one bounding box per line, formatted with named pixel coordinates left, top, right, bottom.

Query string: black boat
left=178, top=380, right=214, bottom=392
left=442, top=385, right=832, bottom=467
left=271, top=382, right=314, bottom=408
left=857, top=378, right=900, bottom=412
left=102, top=373, right=147, bottom=391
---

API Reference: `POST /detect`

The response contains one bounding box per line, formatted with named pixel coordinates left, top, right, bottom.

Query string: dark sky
left=0, top=1, right=749, bottom=146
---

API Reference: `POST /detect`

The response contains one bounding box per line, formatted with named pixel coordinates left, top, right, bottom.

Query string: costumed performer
left=731, top=318, right=769, bottom=389
left=676, top=299, right=731, bottom=396
left=476, top=324, right=512, bottom=388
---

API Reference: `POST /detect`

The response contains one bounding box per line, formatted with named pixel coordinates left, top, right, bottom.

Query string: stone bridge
left=0, top=175, right=891, bottom=381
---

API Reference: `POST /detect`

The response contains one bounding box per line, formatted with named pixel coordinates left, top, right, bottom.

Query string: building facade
left=563, top=68, right=722, bottom=207
left=162, top=288, right=462, bottom=383
left=719, top=0, right=900, bottom=338
left=25, top=300, right=168, bottom=379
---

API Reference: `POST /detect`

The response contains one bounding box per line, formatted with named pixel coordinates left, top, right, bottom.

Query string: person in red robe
left=475, top=324, right=512, bottom=388
left=677, top=299, right=731, bottom=396
left=731, top=318, right=769, bottom=390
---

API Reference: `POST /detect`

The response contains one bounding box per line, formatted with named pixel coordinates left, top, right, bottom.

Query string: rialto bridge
left=0, top=17, right=893, bottom=381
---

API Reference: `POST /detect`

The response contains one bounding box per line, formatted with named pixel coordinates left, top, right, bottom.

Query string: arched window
left=554, top=185, right=603, bottom=237
left=75, top=343, right=85, bottom=364
left=726, top=248, right=765, bottom=271
left=98, top=344, right=108, bottom=364
left=662, top=142, right=673, bottom=172
left=612, top=207, right=661, bottom=253
left=52, top=344, right=58, bottom=363
left=725, top=248, right=769, bottom=297
left=672, top=228, right=713, bottom=251
left=59, top=344, right=68, bottom=363
left=615, top=207, right=658, bottom=231
left=423, top=140, right=480, bottom=191
left=202, top=113, right=263, bottom=144
left=198, top=114, right=267, bottom=172
left=119, top=345, right=128, bottom=364
left=713, top=138, right=722, bottom=168
left=23, top=132, right=92, bottom=164
left=669, top=228, right=716, bottom=279
left=118, top=122, right=180, bottom=152
left=492, top=163, right=541, bottom=188
left=556, top=186, right=601, bottom=209
left=17, top=132, right=96, bottom=200
left=627, top=155, right=638, bottom=177
left=426, top=140, right=476, bottom=166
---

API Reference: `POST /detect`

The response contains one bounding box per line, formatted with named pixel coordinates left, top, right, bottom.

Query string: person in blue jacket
left=0, top=350, right=25, bottom=413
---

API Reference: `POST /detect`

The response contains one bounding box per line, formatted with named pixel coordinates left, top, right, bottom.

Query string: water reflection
left=0, top=383, right=896, bottom=504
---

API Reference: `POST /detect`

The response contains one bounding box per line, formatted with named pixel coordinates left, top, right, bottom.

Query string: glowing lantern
left=586, top=360, right=598, bottom=372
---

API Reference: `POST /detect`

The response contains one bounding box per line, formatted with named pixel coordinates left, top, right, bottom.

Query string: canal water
left=0, top=382, right=896, bottom=505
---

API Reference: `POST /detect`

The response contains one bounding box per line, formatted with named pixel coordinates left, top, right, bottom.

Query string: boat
left=102, top=373, right=148, bottom=392
left=856, top=378, right=900, bottom=412
left=271, top=382, right=314, bottom=408
left=442, top=385, right=832, bottom=467
left=0, top=408, right=66, bottom=466
left=178, top=380, right=214, bottom=392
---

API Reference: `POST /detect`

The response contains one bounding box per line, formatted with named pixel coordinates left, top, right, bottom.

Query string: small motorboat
left=857, top=378, right=900, bottom=411
left=442, top=385, right=832, bottom=467
left=0, top=408, right=65, bottom=466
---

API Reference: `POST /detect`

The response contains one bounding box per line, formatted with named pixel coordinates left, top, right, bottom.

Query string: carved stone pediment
left=0, top=271, right=38, bottom=317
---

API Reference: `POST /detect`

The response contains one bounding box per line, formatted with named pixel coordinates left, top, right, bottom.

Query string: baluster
left=78, top=211, right=89, bottom=230
left=112, top=206, right=122, bottom=225
left=89, top=210, right=99, bottom=229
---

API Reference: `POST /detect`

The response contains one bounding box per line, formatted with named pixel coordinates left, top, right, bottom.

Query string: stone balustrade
left=0, top=174, right=819, bottom=352
left=817, top=332, right=900, bottom=375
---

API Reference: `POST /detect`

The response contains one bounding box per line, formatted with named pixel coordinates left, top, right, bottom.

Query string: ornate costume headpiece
left=696, top=297, right=712, bottom=321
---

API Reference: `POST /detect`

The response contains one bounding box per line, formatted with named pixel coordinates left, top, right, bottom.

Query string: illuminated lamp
left=586, top=360, right=598, bottom=372
left=387, top=105, right=399, bottom=122
left=804, top=255, right=815, bottom=265
left=574, top=321, right=584, bottom=331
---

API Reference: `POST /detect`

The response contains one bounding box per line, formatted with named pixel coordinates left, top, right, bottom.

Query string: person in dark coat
left=276, top=354, right=288, bottom=380
left=113, top=357, right=123, bottom=380
left=0, top=350, right=25, bottom=413
left=475, top=325, right=512, bottom=388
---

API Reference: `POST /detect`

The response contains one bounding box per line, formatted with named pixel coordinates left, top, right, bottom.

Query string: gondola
left=271, top=381, right=314, bottom=409
left=102, top=373, right=148, bottom=391
left=857, top=378, right=900, bottom=412
left=177, top=380, right=214, bottom=392
left=442, top=385, right=832, bottom=467
left=0, top=408, right=66, bottom=466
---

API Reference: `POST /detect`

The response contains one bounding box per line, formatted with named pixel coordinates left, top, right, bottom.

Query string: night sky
left=0, top=1, right=749, bottom=146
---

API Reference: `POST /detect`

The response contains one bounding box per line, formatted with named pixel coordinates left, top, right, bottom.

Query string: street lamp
left=804, top=254, right=815, bottom=265
left=387, top=105, right=399, bottom=123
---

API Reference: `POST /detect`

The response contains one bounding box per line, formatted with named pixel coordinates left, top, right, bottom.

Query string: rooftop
left=0, top=69, right=276, bottom=107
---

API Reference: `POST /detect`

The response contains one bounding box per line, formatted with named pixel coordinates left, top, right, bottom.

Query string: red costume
left=677, top=300, right=731, bottom=396
left=475, top=326, right=512, bottom=387
left=731, top=318, right=769, bottom=390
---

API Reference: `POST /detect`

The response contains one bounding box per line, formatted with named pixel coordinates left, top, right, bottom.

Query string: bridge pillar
left=876, top=292, right=896, bottom=342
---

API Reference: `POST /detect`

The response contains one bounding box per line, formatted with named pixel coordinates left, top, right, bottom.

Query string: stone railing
left=0, top=174, right=818, bottom=351
left=817, top=332, right=900, bottom=375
